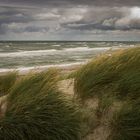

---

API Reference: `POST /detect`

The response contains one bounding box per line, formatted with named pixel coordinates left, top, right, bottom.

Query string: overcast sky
left=0, top=0, right=140, bottom=41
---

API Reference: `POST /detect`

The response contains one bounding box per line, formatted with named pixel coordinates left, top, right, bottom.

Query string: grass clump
left=96, top=95, right=114, bottom=119
left=74, top=47, right=140, bottom=100
left=80, top=106, right=99, bottom=139
left=0, top=70, right=81, bottom=140
left=0, top=72, right=17, bottom=97
left=108, top=100, right=140, bottom=140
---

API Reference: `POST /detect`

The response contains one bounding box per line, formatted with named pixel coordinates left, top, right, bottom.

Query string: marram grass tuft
left=74, top=47, right=140, bottom=100
left=0, top=70, right=81, bottom=140
left=108, top=100, right=140, bottom=140
left=0, top=72, right=18, bottom=97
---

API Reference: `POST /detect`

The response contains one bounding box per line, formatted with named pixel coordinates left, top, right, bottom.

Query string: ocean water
left=0, top=41, right=139, bottom=72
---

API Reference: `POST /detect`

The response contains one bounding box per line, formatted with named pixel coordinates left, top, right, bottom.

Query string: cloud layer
left=0, top=0, right=140, bottom=7
left=0, top=0, right=140, bottom=40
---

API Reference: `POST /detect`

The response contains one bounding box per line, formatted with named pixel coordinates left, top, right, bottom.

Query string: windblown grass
left=96, top=95, right=114, bottom=119
left=74, top=47, right=140, bottom=100
left=0, top=72, right=17, bottom=97
left=0, top=70, right=81, bottom=140
left=108, top=100, right=140, bottom=140
left=80, top=106, right=99, bottom=139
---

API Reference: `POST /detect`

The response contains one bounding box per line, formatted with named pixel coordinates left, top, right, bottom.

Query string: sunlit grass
left=74, top=47, right=140, bottom=100
left=0, top=72, right=18, bottom=96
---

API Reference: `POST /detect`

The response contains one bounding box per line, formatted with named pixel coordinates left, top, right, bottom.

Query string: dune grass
left=74, top=47, right=140, bottom=101
left=80, top=106, right=99, bottom=139
left=108, top=100, right=140, bottom=140
left=96, top=95, right=115, bottom=119
left=0, top=47, right=139, bottom=140
left=0, top=72, right=18, bottom=97
left=0, top=69, right=81, bottom=140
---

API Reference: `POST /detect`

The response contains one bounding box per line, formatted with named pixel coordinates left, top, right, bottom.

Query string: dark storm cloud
left=0, top=12, right=31, bottom=25
left=0, top=6, right=34, bottom=34
left=62, top=22, right=116, bottom=30
left=1, top=23, right=48, bottom=33
left=0, top=0, right=140, bottom=40
left=0, top=0, right=140, bottom=7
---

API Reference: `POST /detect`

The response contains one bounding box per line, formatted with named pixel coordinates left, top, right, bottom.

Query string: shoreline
left=0, top=62, right=86, bottom=75
left=0, top=46, right=137, bottom=75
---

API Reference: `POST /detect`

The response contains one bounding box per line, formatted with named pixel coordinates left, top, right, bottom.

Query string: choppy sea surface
left=0, top=41, right=139, bottom=72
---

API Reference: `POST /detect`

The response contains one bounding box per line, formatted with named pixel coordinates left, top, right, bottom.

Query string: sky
left=0, top=0, right=140, bottom=41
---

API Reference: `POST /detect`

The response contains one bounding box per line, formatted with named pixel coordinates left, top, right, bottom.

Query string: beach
left=0, top=41, right=139, bottom=74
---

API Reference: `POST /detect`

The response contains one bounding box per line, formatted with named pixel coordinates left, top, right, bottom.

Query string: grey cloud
left=0, top=7, right=33, bottom=25
left=62, top=22, right=116, bottom=31
left=0, top=22, right=49, bottom=34
left=13, top=26, right=48, bottom=33
left=0, top=6, right=38, bottom=34
left=0, top=0, right=140, bottom=7
left=0, top=0, right=140, bottom=40
left=63, top=19, right=140, bottom=31
left=61, top=7, right=140, bottom=31
left=0, top=6, right=87, bottom=34
left=1, top=6, right=140, bottom=34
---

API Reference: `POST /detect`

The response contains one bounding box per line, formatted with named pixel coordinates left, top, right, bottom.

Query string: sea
left=0, top=41, right=139, bottom=73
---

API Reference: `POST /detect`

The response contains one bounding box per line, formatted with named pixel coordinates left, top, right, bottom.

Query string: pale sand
left=58, top=79, right=74, bottom=96
left=58, top=79, right=112, bottom=140
left=0, top=95, right=7, bottom=118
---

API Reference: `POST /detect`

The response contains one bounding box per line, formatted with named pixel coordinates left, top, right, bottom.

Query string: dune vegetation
left=0, top=47, right=140, bottom=140
left=0, top=72, right=18, bottom=97
left=109, top=100, right=140, bottom=140
left=73, top=47, right=140, bottom=140
left=0, top=69, right=81, bottom=140
left=74, top=47, right=140, bottom=101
